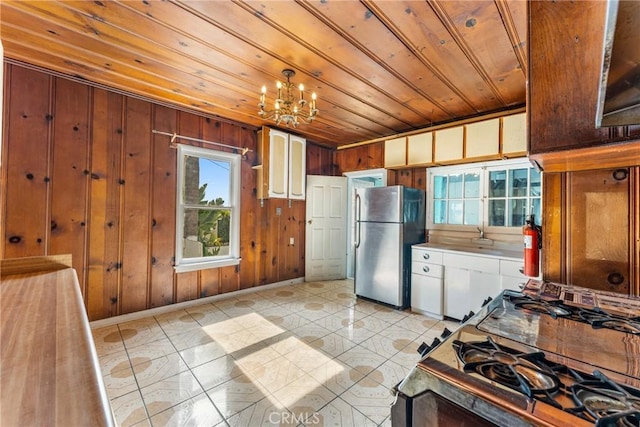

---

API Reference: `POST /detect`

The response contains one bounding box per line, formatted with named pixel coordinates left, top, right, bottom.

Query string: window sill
left=174, top=257, right=241, bottom=273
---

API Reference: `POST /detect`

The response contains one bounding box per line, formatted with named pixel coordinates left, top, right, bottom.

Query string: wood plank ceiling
left=0, top=0, right=527, bottom=148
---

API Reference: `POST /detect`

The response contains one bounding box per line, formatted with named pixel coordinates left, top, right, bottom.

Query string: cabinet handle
left=423, top=253, right=430, bottom=260
left=423, top=266, right=430, bottom=273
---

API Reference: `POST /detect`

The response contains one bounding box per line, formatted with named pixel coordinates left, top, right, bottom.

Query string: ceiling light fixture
left=258, top=69, right=318, bottom=127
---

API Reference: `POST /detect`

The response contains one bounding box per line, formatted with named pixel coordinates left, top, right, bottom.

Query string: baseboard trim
left=89, top=277, right=305, bottom=329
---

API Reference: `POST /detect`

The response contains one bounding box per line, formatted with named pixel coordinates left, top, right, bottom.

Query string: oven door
left=392, top=390, right=498, bottom=427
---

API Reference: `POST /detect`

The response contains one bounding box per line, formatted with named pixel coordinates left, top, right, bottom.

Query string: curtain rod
left=152, top=130, right=252, bottom=156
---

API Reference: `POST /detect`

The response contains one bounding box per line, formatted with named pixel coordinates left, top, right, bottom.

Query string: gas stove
left=391, top=280, right=640, bottom=427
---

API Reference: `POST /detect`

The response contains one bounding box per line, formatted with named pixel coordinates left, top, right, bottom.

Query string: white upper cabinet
left=288, top=134, right=306, bottom=200
left=256, top=127, right=306, bottom=200
left=501, top=113, right=527, bottom=156
left=465, top=118, right=500, bottom=159
left=407, top=132, right=433, bottom=165
left=434, top=126, right=464, bottom=163
left=384, top=136, right=407, bottom=168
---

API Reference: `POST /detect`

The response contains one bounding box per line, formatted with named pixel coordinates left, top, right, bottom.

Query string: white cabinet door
left=407, top=132, right=433, bottom=165
left=434, top=126, right=464, bottom=163
left=469, top=270, right=501, bottom=308
left=267, top=129, right=289, bottom=198
left=502, top=113, right=527, bottom=156
left=465, top=118, right=499, bottom=159
left=411, top=274, right=443, bottom=319
left=444, top=267, right=471, bottom=320
left=384, top=137, right=407, bottom=168
left=288, top=135, right=306, bottom=200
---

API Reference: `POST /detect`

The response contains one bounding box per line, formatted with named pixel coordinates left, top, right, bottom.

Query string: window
left=175, top=144, right=241, bottom=272
left=428, top=159, right=541, bottom=232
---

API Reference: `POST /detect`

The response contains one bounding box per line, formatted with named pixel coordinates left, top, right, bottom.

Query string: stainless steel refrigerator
left=354, top=185, right=425, bottom=309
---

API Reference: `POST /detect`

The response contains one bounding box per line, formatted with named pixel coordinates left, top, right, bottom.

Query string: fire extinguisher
left=523, top=215, right=542, bottom=277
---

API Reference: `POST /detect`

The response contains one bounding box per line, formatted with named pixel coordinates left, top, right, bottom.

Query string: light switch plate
left=276, top=207, right=282, bottom=216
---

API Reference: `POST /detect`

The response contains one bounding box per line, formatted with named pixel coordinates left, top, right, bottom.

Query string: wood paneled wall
left=333, top=143, right=426, bottom=190
left=0, top=64, right=334, bottom=320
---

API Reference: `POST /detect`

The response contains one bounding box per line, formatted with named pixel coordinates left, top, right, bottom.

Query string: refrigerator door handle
left=355, top=193, right=361, bottom=248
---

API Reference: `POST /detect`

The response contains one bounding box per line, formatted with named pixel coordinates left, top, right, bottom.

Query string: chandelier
left=258, top=69, right=318, bottom=127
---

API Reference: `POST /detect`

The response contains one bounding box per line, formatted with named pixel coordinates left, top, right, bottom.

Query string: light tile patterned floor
left=92, top=279, right=459, bottom=427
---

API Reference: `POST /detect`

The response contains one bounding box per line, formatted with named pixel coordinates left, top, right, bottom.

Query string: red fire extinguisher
left=523, top=215, right=542, bottom=277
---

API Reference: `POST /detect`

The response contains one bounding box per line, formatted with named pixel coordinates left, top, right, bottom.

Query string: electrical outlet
left=276, top=207, right=282, bottom=216
left=289, top=237, right=294, bottom=245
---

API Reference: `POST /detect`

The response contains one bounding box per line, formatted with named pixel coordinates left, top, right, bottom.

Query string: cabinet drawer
left=443, top=253, right=499, bottom=274
left=411, top=248, right=443, bottom=264
left=500, top=259, right=525, bottom=278
left=411, top=262, right=443, bottom=278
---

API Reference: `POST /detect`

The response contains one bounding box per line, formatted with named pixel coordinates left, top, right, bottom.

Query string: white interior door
left=305, top=175, right=348, bottom=281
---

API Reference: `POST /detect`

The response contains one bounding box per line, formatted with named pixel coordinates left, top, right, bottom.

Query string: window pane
left=201, top=158, right=231, bottom=206
left=448, top=174, right=463, bottom=198
left=488, top=200, right=505, bottom=226
left=531, top=197, right=542, bottom=225
left=463, top=200, right=480, bottom=225
left=530, top=168, right=541, bottom=197
left=489, top=171, right=506, bottom=197
left=509, top=168, right=528, bottom=197
left=433, top=200, right=447, bottom=224
left=182, top=208, right=231, bottom=259
left=433, top=176, right=447, bottom=199
left=183, top=155, right=232, bottom=206
left=464, top=173, right=480, bottom=198
left=509, top=199, right=527, bottom=227
left=448, top=200, right=463, bottom=225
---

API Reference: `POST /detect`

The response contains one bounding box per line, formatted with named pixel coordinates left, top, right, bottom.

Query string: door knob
left=307, top=219, right=313, bottom=224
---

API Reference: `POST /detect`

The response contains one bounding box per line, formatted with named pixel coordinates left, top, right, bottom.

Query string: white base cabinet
left=412, top=244, right=525, bottom=321
left=411, top=251, right=444, bottom=319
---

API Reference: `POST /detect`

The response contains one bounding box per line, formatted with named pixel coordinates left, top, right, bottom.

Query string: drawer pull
left=423, top=266, right=430, bottom=273
left=423, top=253, right=430, bottom=260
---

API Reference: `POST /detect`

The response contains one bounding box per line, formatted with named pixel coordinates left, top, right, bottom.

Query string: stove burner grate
left=453, top=336, right=564, bottom=407
left=569, top=370, right=640, bottom=427
left=453, top=336, right=640, bottom=426
left=506, top=294, right=640, bottom=336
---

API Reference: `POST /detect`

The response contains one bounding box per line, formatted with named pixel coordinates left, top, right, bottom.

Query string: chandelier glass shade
left=258, top=69, right=318, bottom=127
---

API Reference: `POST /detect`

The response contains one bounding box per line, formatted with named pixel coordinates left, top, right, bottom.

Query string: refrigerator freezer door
left=355, top=222, right=403, bottom=306
left=356, top=186, right=403, bottom=223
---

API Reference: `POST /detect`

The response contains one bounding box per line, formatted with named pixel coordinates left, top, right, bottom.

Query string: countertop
left=413, top=242, right=524, bottom=261
left=0, top=255, right=114, bottom=427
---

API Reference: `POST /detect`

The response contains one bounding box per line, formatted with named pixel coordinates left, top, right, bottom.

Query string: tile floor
left=92, top=279, right=459, bottom=427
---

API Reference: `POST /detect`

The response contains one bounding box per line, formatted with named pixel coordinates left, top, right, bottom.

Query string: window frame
left=427, top=158, right=541, bottom=235
left=174, top=144, right=241, bottom=272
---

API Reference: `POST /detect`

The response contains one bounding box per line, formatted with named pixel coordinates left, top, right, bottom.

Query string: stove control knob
left=441, top=327, right=452, bottom=339
left=461, top=310, right=475, bottom=323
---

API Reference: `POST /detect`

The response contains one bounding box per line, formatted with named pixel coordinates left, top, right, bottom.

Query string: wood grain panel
left=86, top=89, right=124, bottom=320
left=2, top=66, right=51, bottom=258
left=199, top=268, right=220, bottom=298
left=120, top=98, right=152, bottom=314
left=176, top=271, right=198, bottom=303
left=541, top=173, right=564, bottom=283
left=239, top=127, right=259, bottom=290
left=367, top=142, right=384, bottom=169
left=49, top=77, right=90, bottom=298
left=567, top=169, right=630, bottom=294
left=1, top=64, right=331, bottom=320
left=149, top=105, right=177, bottom=308
left=1, top=266, right=113, bottom=426
left=528, top=1, right=611, bottom=153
